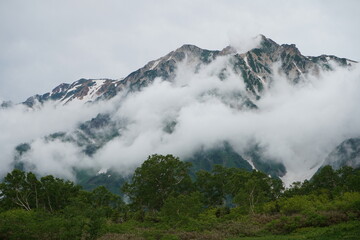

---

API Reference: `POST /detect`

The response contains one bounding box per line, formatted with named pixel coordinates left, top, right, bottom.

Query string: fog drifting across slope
left=0, top=99, right=116, bottom=179
left=1, top=55, right=360, bottom=185
left=93, top=56, right=360, bottom=184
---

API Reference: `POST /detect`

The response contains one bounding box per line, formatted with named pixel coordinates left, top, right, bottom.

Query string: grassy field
left=228, top=221, right=360, bottom=240
left=96, top=221, right=360, bottom=240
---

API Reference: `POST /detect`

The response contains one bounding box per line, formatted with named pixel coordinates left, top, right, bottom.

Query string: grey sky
left=1, top=0, right=359, bottom=102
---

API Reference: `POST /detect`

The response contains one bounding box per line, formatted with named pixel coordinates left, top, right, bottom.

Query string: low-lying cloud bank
left=1, top=55, right=359, bottom=185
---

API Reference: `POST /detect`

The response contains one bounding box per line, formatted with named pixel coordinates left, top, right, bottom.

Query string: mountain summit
left=24, top=35, right=356, bottom=106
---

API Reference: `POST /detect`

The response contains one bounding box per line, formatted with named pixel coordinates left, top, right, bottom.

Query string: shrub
left=304, top=212, right=328, bottom=227
left=332, top=192, right=360, bottom=212
left=160, top=192, right=203, bottom=229
left=279, top=196, right=315, bottom=215
left=266, top=215, right=305, bottom=234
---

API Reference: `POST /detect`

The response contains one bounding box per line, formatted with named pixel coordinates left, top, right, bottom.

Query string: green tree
left=40, top=175, right=81, bottom=212
left=90, top=186, right=122, bottom=208
left=160, top=192, right=203, bottom=227
left=233, top=170, right=282, bottom=214
left=0, top=209, right=39, bottom=240
left=337, top=166, right=360, bottom=193
left=195, top=166, right=228, bottom=207
left=195, top=165, right=250, bottom=207
left=225, top=167, right=251, bottom=197
left=283, top=180, right=312, bottom=197
left=0, top=169, right=81, bottom=213
left=0, top=169, right=38, bottom=211
left=89, top=186, right=125, bottom=220
left=312, top=166, right=340, bottom=192
left=122, top=154, right=193, bottom=212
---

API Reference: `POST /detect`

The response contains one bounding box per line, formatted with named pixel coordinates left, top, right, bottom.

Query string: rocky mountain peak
left=280, top=43, right=302, bottom=56
left=219, top=45, right=237, bottom=55
left=23, top=78, right=117, bottom=107
left=23, top=35, right=357, bottom=107
left=258, top=34, right=280, bottom=53
left=176, top=44, right=203, bottom=53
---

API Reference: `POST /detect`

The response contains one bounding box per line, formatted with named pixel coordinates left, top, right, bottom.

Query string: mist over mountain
left=1, top=35, right=359, bottom=187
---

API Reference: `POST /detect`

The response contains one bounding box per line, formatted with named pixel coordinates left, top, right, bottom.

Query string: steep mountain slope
left=5, top=34, right=359, bottom=189
left=323, top=138, right=360, bottom=170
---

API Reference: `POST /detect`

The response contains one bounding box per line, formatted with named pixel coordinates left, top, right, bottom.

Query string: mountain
left=4, top=34, right=359, bottom=190
left=322, top=138, right=360, bottom=170
left=23, top=78, right=120, bottom=107
left=24, top=35, right=355, bottom=107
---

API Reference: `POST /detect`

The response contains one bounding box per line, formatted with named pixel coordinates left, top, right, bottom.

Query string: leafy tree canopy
left=122, top=154, right=193, bottom=211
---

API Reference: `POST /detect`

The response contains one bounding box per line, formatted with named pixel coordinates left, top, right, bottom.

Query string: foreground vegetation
left=0, top=154, right=359, bottom=240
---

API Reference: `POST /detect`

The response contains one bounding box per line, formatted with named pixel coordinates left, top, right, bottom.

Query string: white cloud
left=229, top=33, right=262, bottom=54
left=1, top=51, right=359, bottom=186
left=91, top=57, right=360, bottom=184
left=21, top=139, right=87, bottom=181
left=0, top=99, right=112, bottom=177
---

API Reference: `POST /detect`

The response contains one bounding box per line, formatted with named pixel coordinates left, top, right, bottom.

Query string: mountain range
left=2, top=35, right=359, bottom=191
left=24, top=35, right=355, bottom=107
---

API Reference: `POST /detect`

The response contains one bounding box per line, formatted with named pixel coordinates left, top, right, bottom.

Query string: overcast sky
left=1, top=0, right=359, bottom=102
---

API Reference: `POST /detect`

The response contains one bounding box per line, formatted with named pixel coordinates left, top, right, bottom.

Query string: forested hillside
left=1, top=154, right=360, bottom=240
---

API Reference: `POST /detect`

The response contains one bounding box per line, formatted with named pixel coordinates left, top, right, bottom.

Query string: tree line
left=1, top=154, right=360, bottom=240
